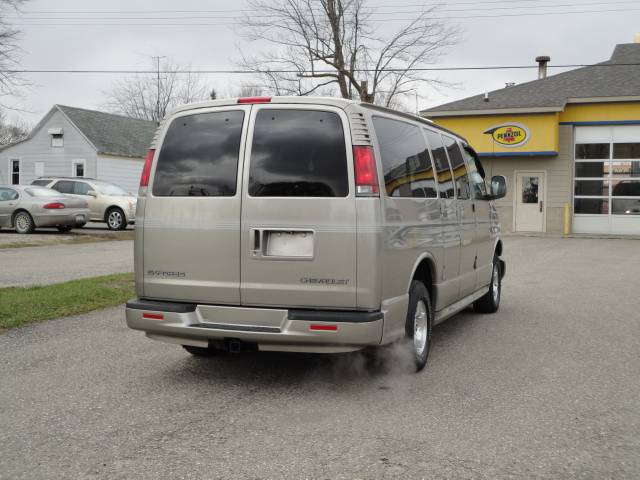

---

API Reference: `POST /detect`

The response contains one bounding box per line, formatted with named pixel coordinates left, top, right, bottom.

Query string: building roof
left=423, top=43, right=640, bottom=117
left=56, top=105, right=156, bottom=158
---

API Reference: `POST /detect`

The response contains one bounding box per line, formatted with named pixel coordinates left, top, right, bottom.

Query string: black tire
left=405, top=280, right=433, bottom=372
left=474, top=256, right=502, bottom=314
left=106, top=207, right=126, bottom=231
left=14, top=211, right=35, bottom=234
left=182, top=345, right=220, bottom=357
left=57, top=226, right=73, bottom=232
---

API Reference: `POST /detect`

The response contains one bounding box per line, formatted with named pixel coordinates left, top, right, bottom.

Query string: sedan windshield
left=24, top=187, right=61, bottom=197
left=95, top=183, right=129, bottom=196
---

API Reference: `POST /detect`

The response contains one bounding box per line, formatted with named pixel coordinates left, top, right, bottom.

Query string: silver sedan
left=0, top=185, right=90, bottom=234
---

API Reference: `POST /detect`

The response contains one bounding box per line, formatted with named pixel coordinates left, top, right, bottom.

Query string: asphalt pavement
left=0, top=236, right=638, bottom=479
left=0, top=240, right=133, bottom=287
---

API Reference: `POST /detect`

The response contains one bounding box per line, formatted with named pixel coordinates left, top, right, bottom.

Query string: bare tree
left=0, top=109, right=29, bottom=145
left=103, top=58, right=209, bottom=123
left=0, top=0, right=27, bottom=106
left=237, top=0, right=458, bottom=107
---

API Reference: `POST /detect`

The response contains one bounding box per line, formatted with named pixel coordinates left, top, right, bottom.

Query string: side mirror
left=489, top=175, right=507, bottom=200
left=87, top=190, right=98, bottom=197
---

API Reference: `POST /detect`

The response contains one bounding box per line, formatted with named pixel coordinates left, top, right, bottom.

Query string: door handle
left=539, top=200, right=544, bottom=213
left=251, top=229, right=262, bottom=256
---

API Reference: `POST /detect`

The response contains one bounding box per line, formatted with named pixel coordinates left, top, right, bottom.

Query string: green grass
left=0, top=273, right=134, bottom=332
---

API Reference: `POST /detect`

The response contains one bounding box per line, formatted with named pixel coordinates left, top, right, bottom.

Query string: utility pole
left=152, top=56, right=164, bottom=125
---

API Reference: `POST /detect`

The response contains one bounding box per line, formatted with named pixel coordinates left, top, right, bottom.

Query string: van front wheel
left=405, top=280, right=433, bottom=372
left=474, top=256, right=501, bottom=313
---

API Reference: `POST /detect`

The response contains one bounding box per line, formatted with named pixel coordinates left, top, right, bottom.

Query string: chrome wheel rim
left=413, top=300, right=428, bottom=357
left=108, top=211, right=123, bottom=229
left=492, top=264, right=500, bottom=304
left=16, top=214, right=29, bottom=232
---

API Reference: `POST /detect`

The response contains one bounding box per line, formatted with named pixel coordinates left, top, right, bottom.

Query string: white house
left=0, top=105, right=156, bottom=194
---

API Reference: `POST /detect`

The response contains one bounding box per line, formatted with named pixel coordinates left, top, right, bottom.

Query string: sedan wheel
left=106, top=208, right=125, bottom=231
left=14, top=211, right=35, bottom=234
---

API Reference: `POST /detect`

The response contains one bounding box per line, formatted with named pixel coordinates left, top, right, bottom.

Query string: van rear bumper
left=125, top=299, right=384, bottom=353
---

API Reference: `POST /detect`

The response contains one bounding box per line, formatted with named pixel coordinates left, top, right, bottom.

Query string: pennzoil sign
left=484, top=123, right=530, bottom=147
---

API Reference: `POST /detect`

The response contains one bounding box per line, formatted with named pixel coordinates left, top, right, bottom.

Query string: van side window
left=153, top=111, right=244, bottom=197
left=461, top=146, right=488, bottom=198
left=443, top=135, right=471, bottom=200
left=249, top=109, right=348, bottom=197
left=371, top=116, right=436, bottom=198
left=424, top=129, right=455, bottom=199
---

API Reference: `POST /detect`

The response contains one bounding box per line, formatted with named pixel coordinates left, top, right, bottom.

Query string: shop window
left=575, top=180, right=609, bottom=196
left=613, top=143, right=640, bottom=159
left=610, top=161, right=640, bottom=178
left=575, top=143, right=609, bottom=159
left=611, top=199, right=640, bottom=215
left=611, top=180, right=640, bottom=197
left=575, top=161, right=607, bottom=178
left=574, top=198, right=608, bottom=214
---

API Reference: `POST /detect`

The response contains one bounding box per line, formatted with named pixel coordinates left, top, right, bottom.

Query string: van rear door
left=240, top=105, right=357, bottom=308
left=142, top=106, right=250, bottom=303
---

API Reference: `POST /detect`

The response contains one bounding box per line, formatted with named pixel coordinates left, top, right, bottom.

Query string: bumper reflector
left=143, top=313, right=164, bottom=320
left=309, top=324, right=338, bottom=332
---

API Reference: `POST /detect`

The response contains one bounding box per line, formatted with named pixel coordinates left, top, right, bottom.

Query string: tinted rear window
left=248, top=109, right=348, bottom=197
left=153, top=111, right=244, bottom=196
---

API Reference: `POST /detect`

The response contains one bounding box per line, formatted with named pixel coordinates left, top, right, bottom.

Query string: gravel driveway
left=0, top=240, right=133, bottom=287
left=0, top=236, right=638, bottom=479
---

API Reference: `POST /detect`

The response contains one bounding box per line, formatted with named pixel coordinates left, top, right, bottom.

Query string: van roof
left=166, top=96, right=467, bottom=143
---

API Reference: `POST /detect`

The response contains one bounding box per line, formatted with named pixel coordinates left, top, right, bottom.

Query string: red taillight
left=353, top=145, right=379, bottom=196
left=237, top=97, right=271, bottom=104
left=142, top=312, right=164, bottom=320
left=140, top=149, right=155, bottom=187
left=309, top=324, right=338, bottom=332
left=43, top=202, right=65, bottom=209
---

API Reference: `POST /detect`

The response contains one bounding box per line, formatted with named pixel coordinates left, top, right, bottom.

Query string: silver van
left=125, top=96, right=506, bottom=372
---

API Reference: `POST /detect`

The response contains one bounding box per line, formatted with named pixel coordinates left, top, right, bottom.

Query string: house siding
left=97, top=154, right=144, bottom=195
left=0, top=109, right=98, bottom=185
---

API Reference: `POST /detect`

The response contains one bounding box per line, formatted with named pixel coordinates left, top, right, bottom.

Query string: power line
left=4, top=63, right=639, bottom=75
left=12, top=0, right=567, bottom=15
left=10, top=7, right=640, bottom=25
left=11, top=0, right=639, bottom=19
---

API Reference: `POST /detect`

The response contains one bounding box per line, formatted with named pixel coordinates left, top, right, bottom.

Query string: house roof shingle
left=422, top=43, right=640, bottom=116
left=57, top=105, right=156, bottom=158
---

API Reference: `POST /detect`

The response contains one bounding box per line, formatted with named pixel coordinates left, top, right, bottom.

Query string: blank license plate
left=265, top=231, right=314, bottom=258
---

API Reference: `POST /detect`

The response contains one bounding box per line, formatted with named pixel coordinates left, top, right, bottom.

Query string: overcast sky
left=5, top=0, right=640, bottom=124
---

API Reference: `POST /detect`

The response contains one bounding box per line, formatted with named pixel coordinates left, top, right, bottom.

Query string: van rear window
left=248, top=109, right=348, bottom=197
left=153, top=111, right=244, bottom=196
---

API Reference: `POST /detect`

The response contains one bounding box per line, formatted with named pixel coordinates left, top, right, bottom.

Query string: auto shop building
left=422, top=42, right=640, bottom=235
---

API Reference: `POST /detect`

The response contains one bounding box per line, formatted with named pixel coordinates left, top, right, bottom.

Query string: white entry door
left=515, top=171, right=545, bottom=232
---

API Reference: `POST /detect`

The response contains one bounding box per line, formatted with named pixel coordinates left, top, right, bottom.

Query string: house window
left=51, top=134, right=64, bottom=147
left=10, top=159, right=20, bottom=185
left=72, top=160, right=85, bottom=177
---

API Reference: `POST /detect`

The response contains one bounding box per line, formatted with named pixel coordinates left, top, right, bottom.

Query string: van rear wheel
left=405, top=280, right=433, bottom=372
left=182, top=345, right=220, bottom=357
